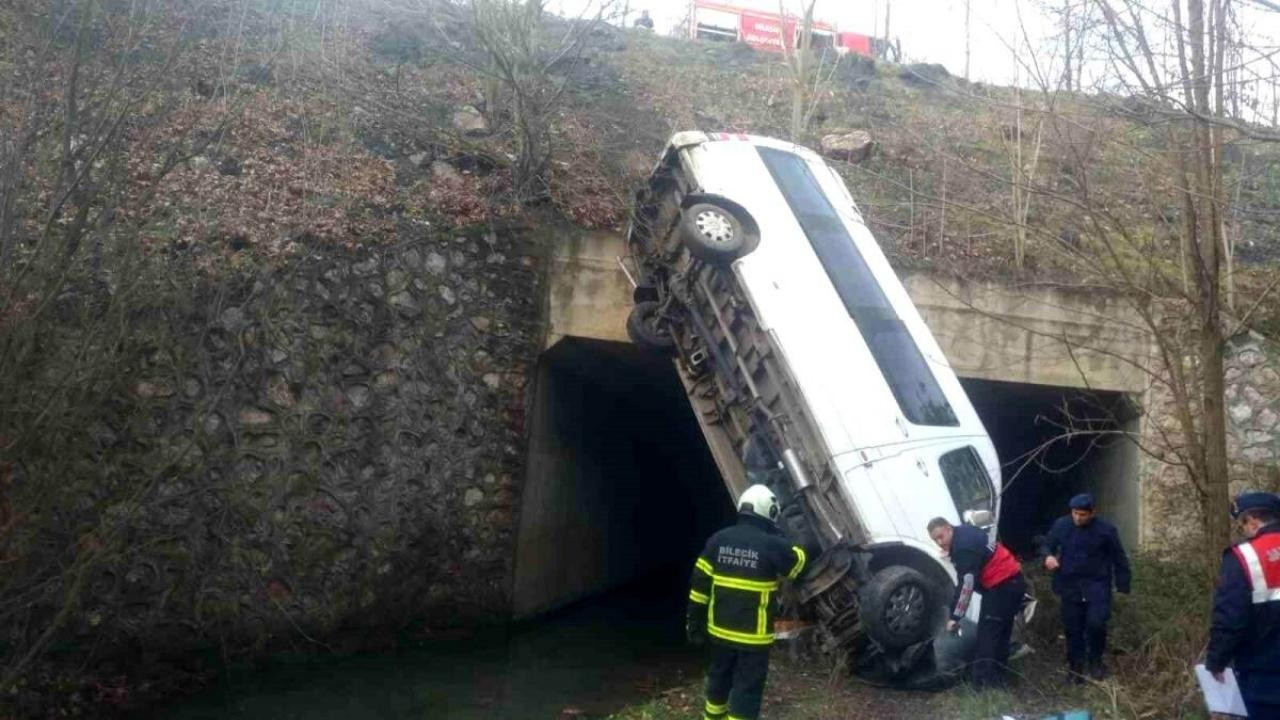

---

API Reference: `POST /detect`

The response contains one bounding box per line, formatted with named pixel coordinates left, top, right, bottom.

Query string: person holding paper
left=1206, top=491, right=1280, bottom=719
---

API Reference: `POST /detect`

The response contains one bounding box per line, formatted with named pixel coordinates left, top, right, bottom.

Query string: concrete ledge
left=902, top=274, right=1153, bottom=393
left=546, top=232, right=1154, bottom=393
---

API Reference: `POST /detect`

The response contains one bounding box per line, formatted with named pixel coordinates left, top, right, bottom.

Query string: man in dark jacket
left=1040, top=493, right=1131, bottom=681
left=1206, top=492, right=1280, bottom=720
left=927, top=517, right=1025, bottom=689
left=688, top=484, right=807, bottom=720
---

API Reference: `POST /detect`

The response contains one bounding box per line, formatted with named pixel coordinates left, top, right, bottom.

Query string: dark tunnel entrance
left=960, top=378, right=1142, bottom=556
left=513, top=337, right=734, bottom=618
left=513, top=344, right=1144, bottom=612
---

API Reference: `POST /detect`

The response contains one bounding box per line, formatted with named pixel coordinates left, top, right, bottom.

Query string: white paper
left=1194, top=664, right=1250, bottom=717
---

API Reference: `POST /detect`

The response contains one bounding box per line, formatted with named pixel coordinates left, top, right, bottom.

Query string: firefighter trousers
left=704, top=643, right=770, bottom=720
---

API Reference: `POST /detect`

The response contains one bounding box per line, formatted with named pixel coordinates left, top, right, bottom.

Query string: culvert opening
left=514, top=337, right=733, bottom=619
left=960, top=378, right=1141, bottom=555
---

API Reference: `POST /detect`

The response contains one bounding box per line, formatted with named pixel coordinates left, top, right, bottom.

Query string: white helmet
left=738, top=484, right=779, bottom=522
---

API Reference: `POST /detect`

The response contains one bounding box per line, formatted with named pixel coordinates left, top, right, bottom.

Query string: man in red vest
left=1207, top=491, right=1280, bottom=719
left=927, top=517, right=1025, bottom=688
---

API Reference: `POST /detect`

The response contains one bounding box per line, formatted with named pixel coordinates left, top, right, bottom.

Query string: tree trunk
left=790, top=83, right=804, bottom=141
left=1187, top=0, right=1232, bottom=567
left=964, top=0, right=971, bottom=80
left=1063, top=1, right=1073, bottom=91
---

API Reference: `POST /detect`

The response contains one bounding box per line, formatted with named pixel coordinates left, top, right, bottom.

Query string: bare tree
left=994, top=0, right=1251, bottom=564
left=1090, top=0, right=1235, bottom=560
left=965, top=0, right=972, bottom=80
left=779, top=0, right=839, bottom=141
left=432, top=0, right=620, bottom=203
left=0, top=0, right=247, bottom=693
left=885, top=0, right=1266, bottom=568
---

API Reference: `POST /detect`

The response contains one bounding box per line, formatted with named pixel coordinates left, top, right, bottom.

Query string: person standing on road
left=1040, top=493, right=1131, bottom=682
left=927, top=517, right=1026, bottom=689
left=1206, top=492, right=1280, bottom=720
left=687, top=484, right=808, bottom=720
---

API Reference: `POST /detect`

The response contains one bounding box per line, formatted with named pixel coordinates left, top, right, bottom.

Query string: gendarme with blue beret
left=1230, top=491, right=1280, bottom=519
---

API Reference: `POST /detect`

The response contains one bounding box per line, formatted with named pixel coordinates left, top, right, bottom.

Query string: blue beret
left=1069, top=493, right=1095, bottom=510
left=1231, top=492, right=1280, bottom=518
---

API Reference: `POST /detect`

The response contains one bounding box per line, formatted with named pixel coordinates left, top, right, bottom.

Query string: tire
left=680, top=203, right=745, bottom=264
left=860, top=566, right=937, bottom=651
left=627, top=301, right=675, bottom=353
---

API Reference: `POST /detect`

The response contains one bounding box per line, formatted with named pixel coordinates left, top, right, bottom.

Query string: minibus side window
left=939, top=446, right=994, bottom=517
left=757, top=146, right=959, bottom=427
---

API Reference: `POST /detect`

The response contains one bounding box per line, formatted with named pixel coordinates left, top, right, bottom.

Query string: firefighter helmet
left=738, top=484, right=779, bottom=522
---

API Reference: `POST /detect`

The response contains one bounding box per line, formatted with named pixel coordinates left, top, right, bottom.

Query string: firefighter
left=1206, top=491, right=1280, bottom=720
left=1040, top=493, right=1131, bottom=681
left=686, top=484, right=807, bottom=720
left=927, top=517, right=1026, bottom=689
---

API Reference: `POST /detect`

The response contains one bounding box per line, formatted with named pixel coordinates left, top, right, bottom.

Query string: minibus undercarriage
left=624, top=146, right=957, bottom=683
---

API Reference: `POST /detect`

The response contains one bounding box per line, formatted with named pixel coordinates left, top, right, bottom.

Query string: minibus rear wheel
left=681, top=203, right=745, bottom=264
left=627, top=301, right=676, bottom=353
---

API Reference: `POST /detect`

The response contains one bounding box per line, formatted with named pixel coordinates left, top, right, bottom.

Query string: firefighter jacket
left=948, top=523, right=1021, bottom=622
left=1041, top=515, right=1131, bottom=599
left=1207, top=524, right=1280, bottom=683
left=688, top=513, right=807, bottom=650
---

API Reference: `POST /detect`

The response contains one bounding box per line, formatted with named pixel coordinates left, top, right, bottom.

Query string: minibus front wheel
left=860, top=565, right=937, bottom=650
left=680, top=202, right=746, bottom=264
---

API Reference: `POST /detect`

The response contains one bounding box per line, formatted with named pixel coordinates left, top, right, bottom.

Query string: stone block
left=1238, top=347, right=1265, bottom=367
left=463, top=488, right=485, bottom=507
left=451, top=106, right=488, bottom=136
left=239, top=408, right=273, bottom=426
left=389, top=291, right=421, bottom=317
left=346, top=385, right=371, bottom=409
left=820, top=130, right=873, bottom=163
left=1230, top=403, right=1254, bottom=425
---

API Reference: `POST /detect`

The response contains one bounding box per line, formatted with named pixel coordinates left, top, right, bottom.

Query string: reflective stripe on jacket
left=1232, top=530, right=1280, bottom=604
left=1208, top=524, right=1280, bottom=677
left=689, top=513, right=807, bottom=649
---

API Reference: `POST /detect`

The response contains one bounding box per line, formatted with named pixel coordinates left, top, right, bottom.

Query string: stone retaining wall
left=1140, top=332, right=1280, bottom=552
left=28, top=224, right=545, bottom=671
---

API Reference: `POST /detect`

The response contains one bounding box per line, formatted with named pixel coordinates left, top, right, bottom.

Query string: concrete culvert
left=513, top=337, right=733, bottom=618
left=960, top=378, right=1141, bottom=554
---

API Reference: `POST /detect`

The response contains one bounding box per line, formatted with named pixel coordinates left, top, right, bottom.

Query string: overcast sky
left=548, top=0, right=1280, bottom=96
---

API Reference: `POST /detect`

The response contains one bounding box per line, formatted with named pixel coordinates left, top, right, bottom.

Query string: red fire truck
left=688, top=0, right=874, bottom=57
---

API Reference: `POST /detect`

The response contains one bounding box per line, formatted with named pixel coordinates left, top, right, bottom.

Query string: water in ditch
left=164, top=569, right=701, bottom=720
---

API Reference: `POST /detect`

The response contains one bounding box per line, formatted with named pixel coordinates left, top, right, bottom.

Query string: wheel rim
left=694, top=209, right=735, bottom=244
left=883, top=583, right=926, bottom=636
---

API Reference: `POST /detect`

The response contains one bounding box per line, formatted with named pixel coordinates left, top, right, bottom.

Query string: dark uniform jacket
left=689, top=513, right=807, bottom=649
left=1041, top=515, right=1131, bottom=600
left=1208, top=524, right=1280, bottom=686
left=947, top=523, right=1021, bottom=621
